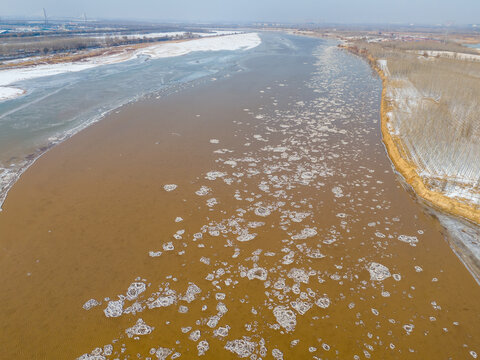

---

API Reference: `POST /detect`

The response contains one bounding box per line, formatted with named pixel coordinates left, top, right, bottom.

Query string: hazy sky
left=2, top=0, right=479, bottom=25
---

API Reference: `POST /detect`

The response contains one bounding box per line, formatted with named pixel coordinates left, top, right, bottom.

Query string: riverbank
left=341, top=43, right=480, bottom=281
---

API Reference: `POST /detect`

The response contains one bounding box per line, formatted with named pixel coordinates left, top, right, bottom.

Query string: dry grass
left=351, top=39, right=480, bottom=204
left=375, top=40, right=480, bottom=55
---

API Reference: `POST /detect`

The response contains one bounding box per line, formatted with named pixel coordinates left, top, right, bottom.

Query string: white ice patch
left=163, top=184, right=177, bottom=192
left=254, top=206, right=271, bottom=217
left=152, top=348, right=173, bottom=360
left=315, top=296, right=331, bottom=309
left=181, top=283, right=201, bottom=303
left=205, top=171, right=227, bottom=180
left=398, top=234, right=419, bottom=247
left=273, top=306, right=297, bottom=331
left=197, top=340, right=209, bottom=356
left=291, top=227, right=317, bottom=240
left=83, top=299, right=100, bottom=310
left=291, top=300, right=312, bottom=315
left=287, top=268, right=310, bottom=284
left=196, top=186, right=211, bottom=196
left=189, top=330, right=201, bottom=341
left=247, top=267, right=268, bottom=281
left=126, top=282, right=146, bottom=301
left=206, top=198, right=218, bottom=207
left=214, top=325, right=230, bottom=337
left=125, top=318, right=154, bottom=338
left=148, top=295, right=176, bottom=309
left=331, top=186, right=344, bottom=198
left=225, top=338, right=256, bottom=358
left=367, top=262, right=391, bottom=281
left=104, top=299, right=124, bottom=318
left=237, top=230, right=257, bottom=242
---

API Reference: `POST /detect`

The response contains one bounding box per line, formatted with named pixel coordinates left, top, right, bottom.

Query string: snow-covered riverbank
left=0, top=32, right=261, bottom=102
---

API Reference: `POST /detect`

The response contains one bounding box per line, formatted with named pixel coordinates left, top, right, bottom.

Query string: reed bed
left=352, top=40, right=480, bottom=205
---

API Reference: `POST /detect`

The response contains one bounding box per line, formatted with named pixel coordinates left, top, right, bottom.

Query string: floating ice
left=152, top=348, right=173, bottom=360
left=331, top=186, right=344, bottom=198
left=403, top=323, right=414, bottom=335
left=163, top=242, right=174, bottom=251
left=288, top=268, right=310, bottom=283
left=306, top=248, right=325, bottom=259
left=189, top=330, right=201, bottom=341
left=272, top=349, right=284, bottom=360
left=291, top=300, right=312, bottom=315
left=214, top=325, right=230, bottom=337
left=181, top=283, right=201, bottom=303
left=206, top=198, right=218, bottom=207
left=207, top=315, right=220, bottom=328
left=225, top=160, right=237, bottom=167
left=225, top=338, right=256, bottom=358
left=163, top=184, right=177, bottom=192
left=197, top=340, right=209, bottom=356
left=77, top=348, right=107, bottom=360
left=149, top=251, right=163, bottom=257
left=315, top=296, right=331, bottom=309
left=210, top=139, right=220, bottom=144
left=254, top=206, right=271, bottom=217
left=367, top=262, right=391, bottom=281
left=205, top=171, right=227, bottom=180
left=148, top=295, right=176, bottom=309
left=291, top=227, right=317, bottom=240
left=398, top=235, right=419, bottom=247
left=123, top=301, right=145, bottom=315
left=126, top=282, right=146, bottom=301
left=104, top=299, right=124, bottom=318
left=237, top=230, right=257, bottom=242
left=196, top=186, right=211, bottom=196
left=273, top=306, right=296, bottom=331
left=200, top=257, right=210, bottom=265
left=247, top=267, right=268, bottom=281
left=83, top=298, right=100, bottom=310
left=125, top=318, right=154, bottom=338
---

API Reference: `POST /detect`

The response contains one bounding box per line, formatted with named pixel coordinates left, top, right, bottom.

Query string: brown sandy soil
left=0, top=42, right=479, bottom=359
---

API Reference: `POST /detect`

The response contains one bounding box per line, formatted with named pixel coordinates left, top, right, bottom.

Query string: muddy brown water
left=0, top=35, right=478, bottom=359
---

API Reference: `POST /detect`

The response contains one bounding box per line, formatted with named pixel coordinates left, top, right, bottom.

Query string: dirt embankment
left=341, top=44, right=480, bottom=226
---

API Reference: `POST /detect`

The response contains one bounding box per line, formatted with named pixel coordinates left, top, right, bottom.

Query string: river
left=0, top=32, right=478, bottom=359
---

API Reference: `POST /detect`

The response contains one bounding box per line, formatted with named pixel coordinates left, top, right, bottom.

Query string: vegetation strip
left=343, top=44, right=480, bottom=225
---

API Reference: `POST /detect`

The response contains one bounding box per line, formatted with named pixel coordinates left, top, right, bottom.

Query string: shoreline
left=341, top=45, right=480, bottom=280
left=0, top=32, right=260, bottom=102
left=341, top=45, right=480, bottom=225
left=374, top=53, right=480, bottom=226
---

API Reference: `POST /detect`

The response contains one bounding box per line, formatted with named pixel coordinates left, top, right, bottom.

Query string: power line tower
left=83, top=12, right=87, bottom=25
left=43, top=8, right=48, bottom=26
